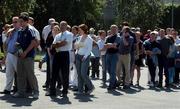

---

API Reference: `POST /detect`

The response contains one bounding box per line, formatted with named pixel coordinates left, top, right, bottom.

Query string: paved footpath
left=0, top=63, right=180, bottom=109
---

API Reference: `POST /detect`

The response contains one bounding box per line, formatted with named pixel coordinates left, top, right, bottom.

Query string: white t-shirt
left=42, top=25, right=51, bottom=42
left=29, top=25, right=40, bottom=41
left=75, top=35, right=93, bottom=58
left=97, top=39, right=106, bottom=56
left=53, top=30, right=73, bottom=52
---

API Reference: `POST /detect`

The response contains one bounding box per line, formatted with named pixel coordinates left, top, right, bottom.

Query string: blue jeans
left=106, top=53, right=118, bottom=88
left=102, top=55, right=107, bottom=83
left=168, top=67, right=175, bottom=84
left=75, top=54, right=94, bottom=92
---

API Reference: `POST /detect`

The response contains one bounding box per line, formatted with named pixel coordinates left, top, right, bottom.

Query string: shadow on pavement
left=50, top=96, right=72, bottom=105
left=0, top=94, right=37, bottom=107
left=74, top=93, right=97, bottom=102
left=107, top=90, right=123, bottom=96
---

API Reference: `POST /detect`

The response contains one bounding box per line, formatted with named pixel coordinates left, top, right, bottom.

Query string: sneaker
left=0, top=90, right=10, bottom=94
left=13, top=92, right=26, bottom=98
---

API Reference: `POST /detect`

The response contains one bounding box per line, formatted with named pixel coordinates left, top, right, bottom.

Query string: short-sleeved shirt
left=53, top=30, right=73, bottom=52
left=158, top=37, right=172, bottom=56
left=143, top=39, right=161, bottom=60
left=97, top=39, right=106, bottom=56
left=17, top=25, right=36, bottom=58
left=105, top=34, right=121, bottom=54
left=6, top=29, right=19, bottom=54
left=118, top=36, right=134, bottom=55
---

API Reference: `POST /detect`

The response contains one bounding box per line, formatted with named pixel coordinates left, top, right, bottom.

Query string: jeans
left=158, top=55, right=169, bottom=86
left=76, top=54, right=94, bottom=92
left=101, top=55, right=107, bottom=83
left=147, top=59, right=156, bottom=84
left=168, top=67, right=175, bottom=84
left=106, top=53, right=118, bottom=88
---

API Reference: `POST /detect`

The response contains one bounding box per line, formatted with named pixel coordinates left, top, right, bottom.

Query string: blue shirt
left=17, top=26, right=36, bottom=58
left=91, top=45, right=100, bottom=57
left=118, top=36, right=134, bottom=55
left=6, top=29, right=19, bottom=54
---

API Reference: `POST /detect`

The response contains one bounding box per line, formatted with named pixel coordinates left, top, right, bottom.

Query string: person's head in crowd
left=48, top=18, right=55, bottom=25
left=136, top=27, right=141, bottom=32
left=122, top=21, right=129, bottom=27
left=50, top=21, right=59, bottom=30
left=52, top=25, right=60, bottom=37
left=110, top=24, right=118, bottom=35
left=131, top=27, right=136, bottom=33
left=98, top=30, right=106, bottom=40
left=72, top=25, right=79, bottom=36
left=78, top=24, right=88, bottom=36
left=67, top=25, right=71, bottom=32
left=135, top=31, right=141, bottom=41
left=12, top=16, right=20, bottom=29
left=3, top=24, right=11, bottom=32
left=107, top=30, right=111, bottom=36
left=147, top=30, right=151, bottom=34
left=166, top=28, right=172, bottom=35
left=89, top=28, right=95, bottom=35
left=28, top=17, right=34, bottom=26
left=19, top=13, right=29, bottom=29
left=150, top=31, right=157, bottom=42
left=159, top=29, right=165, bottom=38
left=20, top=12, right=29, bottom=17
left=122, top=26, right=130, bottom=37
left=171, top=30, right=177, bottom=39
left=59, top=21, right=68, bottom=32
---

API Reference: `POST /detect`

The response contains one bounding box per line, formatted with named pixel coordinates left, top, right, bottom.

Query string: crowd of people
left=0, top=12, right=179, bottom=99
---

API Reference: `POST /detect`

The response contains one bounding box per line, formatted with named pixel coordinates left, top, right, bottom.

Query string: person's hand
left=82, top=56, right=86, bottom=61
left=20, top=51, right=27, bottom=59
left=112, top=43, right=117, bottom=48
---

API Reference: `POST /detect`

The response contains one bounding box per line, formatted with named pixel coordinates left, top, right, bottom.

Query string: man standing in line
left=46, top=21, right=73, bottom=97
left=0, top=16, right=20, bottom=94
left=13, top=13, right=39, bottom=98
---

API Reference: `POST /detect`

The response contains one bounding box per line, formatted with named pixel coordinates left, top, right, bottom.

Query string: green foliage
left=0, top=0, right=36, bottom=24
left=32, top=0, right=105, bottom=30
left=116, top=0, right=164, bottom=31
left=160, top=4, right=180, bottom=31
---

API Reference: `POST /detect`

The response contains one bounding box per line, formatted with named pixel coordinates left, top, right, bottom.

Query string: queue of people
left=0, top=12, right=180, bottom=99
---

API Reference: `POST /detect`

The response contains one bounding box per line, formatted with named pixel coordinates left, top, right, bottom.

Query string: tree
left=0, top=0, right=36, bottom=24
left=116, top=0, right=164, bottom=31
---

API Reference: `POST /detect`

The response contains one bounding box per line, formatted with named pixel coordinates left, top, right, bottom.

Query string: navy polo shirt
left=17, top=25, right=36, bottom=58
